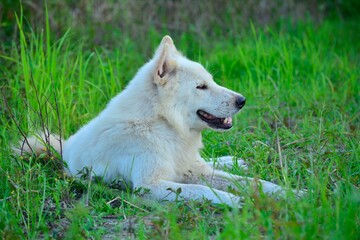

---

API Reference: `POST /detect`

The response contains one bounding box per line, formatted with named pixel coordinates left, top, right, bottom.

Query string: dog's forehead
left=181, top=59, right=213, bottom=80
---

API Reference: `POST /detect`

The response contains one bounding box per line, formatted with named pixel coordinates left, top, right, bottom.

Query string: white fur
left=19, top=36, right=304, bottom=207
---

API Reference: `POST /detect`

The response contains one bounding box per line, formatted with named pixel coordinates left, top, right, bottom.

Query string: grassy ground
left=1, top=15, right=359, bottom=239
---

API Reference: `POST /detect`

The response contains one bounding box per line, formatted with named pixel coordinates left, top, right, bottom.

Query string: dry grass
left=1, top=0, right=353, bottom=50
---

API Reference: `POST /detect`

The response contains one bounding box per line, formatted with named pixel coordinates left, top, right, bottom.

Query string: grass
left=1, top=13, right=359, bottom=239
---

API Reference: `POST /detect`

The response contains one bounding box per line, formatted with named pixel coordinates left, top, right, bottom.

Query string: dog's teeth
left=204, top=112, right=214, bottom=119
left=223, top=117, right=232, bottom=125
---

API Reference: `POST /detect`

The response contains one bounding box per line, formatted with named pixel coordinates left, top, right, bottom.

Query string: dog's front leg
left=137, top=180, right=243, bottom=208
left=211, top=170, right=305, bottom=198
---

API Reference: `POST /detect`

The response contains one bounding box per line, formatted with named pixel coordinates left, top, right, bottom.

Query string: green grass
left=1, top=14, right=359, bottom=239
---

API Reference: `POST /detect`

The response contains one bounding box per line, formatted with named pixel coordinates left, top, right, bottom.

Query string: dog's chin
left=196, top=110, right=233, bottom=130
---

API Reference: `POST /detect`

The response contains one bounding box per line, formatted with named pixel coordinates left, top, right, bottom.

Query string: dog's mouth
left=196, top=110, right=233, bottom=130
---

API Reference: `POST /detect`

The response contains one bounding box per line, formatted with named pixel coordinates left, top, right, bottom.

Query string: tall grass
left=0, top=11, right=359, bottom=239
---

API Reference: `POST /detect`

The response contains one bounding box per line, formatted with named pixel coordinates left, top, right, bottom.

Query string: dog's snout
left=235, top=96, right=246, bottom=109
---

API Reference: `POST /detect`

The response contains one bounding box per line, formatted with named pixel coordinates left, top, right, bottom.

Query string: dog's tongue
left=223, top=117, right=232, bottom=125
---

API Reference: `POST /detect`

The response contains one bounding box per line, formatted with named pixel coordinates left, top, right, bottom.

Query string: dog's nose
left=235, top=96, right=246, bottom=109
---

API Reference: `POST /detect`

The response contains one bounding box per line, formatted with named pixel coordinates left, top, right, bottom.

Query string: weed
left=0, top=7, right=359, bottom=239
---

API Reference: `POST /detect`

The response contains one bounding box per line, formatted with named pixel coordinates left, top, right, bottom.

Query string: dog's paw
left=274, top=188, right=308, bottom=200
left=292, top=189, right=308, bottom=199
left=214, top=156, right=248, bottom=171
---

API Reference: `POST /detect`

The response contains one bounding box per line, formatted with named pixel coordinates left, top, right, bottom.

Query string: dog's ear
left=154, top=36, right=177, bottom=85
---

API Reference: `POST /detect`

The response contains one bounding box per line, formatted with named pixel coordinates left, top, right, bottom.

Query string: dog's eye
left=196, top=84, right=208, bottom=90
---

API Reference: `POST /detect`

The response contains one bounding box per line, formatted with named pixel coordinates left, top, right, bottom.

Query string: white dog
left=19, top=36, right=302, bottom=207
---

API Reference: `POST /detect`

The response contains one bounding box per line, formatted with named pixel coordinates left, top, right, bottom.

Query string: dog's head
left=152, top=36, right=245, bottom=132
